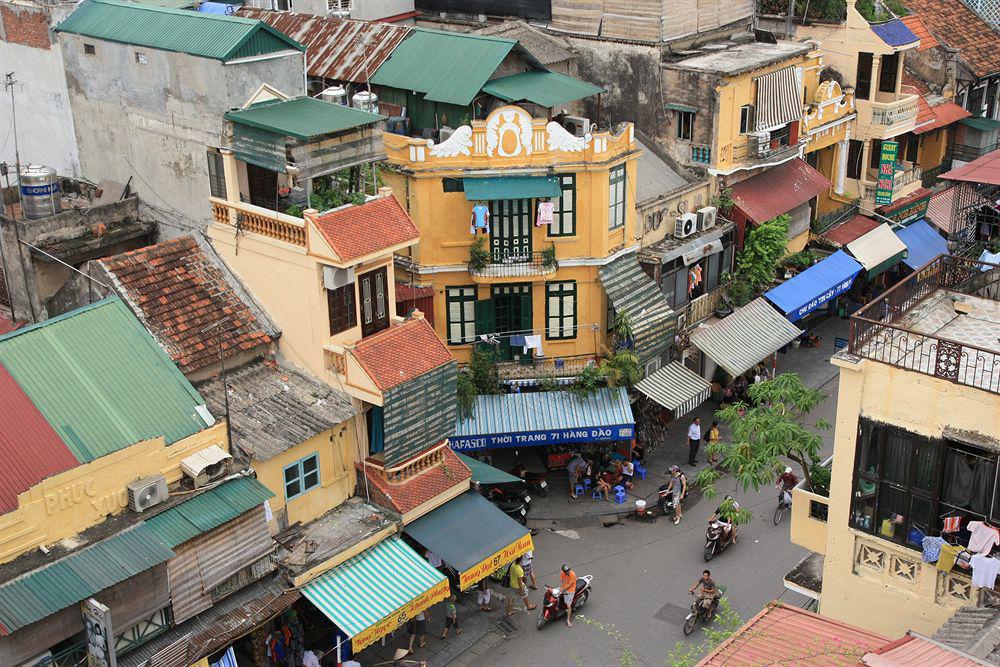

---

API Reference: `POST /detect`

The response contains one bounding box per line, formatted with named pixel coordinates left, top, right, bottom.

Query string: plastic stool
left=592, top=489, right=603, bottom=500
left=583, top=478, right=593, bottom=490
left=613, top=485, right=627, bottom=504
left=633, top=461, right=647, bottom=480
left=574, top=484, right=584, bottom=497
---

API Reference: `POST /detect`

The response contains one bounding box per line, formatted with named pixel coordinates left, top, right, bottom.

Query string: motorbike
left=703, top=519, right=736, bottom=561
left=683, top=587, right=724, bottom=635
left=491, top=483, right=532, bottom=511
left=536, top=575, right=594, bottom=630
left=485, top=487, right=528, bottom=525
left=658, top=484, right=677, bottom=517
left=523, top=472, right=549, bottom=497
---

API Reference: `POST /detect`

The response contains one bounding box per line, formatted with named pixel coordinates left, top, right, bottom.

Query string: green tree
left=601, top=349, right=641, bottom=388
left=697, top=373, right=830, bottom=500
left=727, top=213, right=790, bottom=306
left=456, top=346, right=501, bottom=418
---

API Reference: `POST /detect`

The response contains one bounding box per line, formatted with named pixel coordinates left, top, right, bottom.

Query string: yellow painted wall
left=817, top=355, right=1000, bottom=637
left=790, top=487, right=829, bottom=556
left=919, top=128, right=949, bottom=172
left=0, top=423, right=227, bottom=564
left=254, top=423, right=358, bottom=529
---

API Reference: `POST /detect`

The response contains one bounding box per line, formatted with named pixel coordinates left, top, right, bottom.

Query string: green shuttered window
left=447, top=286, right=477, bottom=345
left=546, top=281, right=576, bottom=340
left=608, top=164, right=626, bottom=230
left=548, top=174, right=576, bottom=237
left=284, top=453, right=320, bottom=500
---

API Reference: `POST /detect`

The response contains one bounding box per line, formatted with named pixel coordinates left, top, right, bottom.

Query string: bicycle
left=773, top=488, right=792, bottom=525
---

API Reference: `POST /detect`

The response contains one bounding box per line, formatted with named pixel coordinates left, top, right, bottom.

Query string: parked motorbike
left=536, top=575, right=594, bottom=630
left=485, top=487, right=528, bottom=524
left=683, top=588, right=723, bottom=635
left=491, top=484, right=532, bottom=512
left=523, top=472, right=549, bottom=497
left=658, top=484, right=676, bottom=517
left=703, top=519, right=736, bottom=561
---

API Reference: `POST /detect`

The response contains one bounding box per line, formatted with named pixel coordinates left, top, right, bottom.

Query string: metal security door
left=490, top=199, right=532, bottom=262
left=359, top=266, right=389, bottom=338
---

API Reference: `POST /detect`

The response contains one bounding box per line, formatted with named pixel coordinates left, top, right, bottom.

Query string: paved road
left=472, top=368, right=841, bottom=667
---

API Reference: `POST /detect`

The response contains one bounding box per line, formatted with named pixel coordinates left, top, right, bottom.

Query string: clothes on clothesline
left=922, top=536, right=945, bottom=563
left=968, top=521, right=1000, bottom=554
left=937, top=544, right=963, bottom=571
left=943, top=515, right=962, bottom=533
left=536, top=201, right=554, bottom=227
left=971, top=554, right=1000, bottom=589
left=523, top=335, right=542, bottom=355
left=471, top=204, right=490, bottom=234
left=510, top=334, right=526, bottom=347
left=688, top=265, right=703, bottom=293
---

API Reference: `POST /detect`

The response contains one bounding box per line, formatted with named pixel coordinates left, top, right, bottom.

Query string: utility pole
left=4, top=73, right=23, bottom=221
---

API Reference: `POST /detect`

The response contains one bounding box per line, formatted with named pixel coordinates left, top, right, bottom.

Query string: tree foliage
left=665, top=597, right=744, bottom=667
left=728, top=214, right=790, bottom=305
left=756, top=0, right=907, bottom=22
left=696, top=373, right=830, bottom=501
left=456, top=346, right=501, bottom=418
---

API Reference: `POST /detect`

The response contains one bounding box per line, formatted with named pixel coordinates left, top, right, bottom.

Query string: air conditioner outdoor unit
left=748, top=131, right=771, bottom=158
left=181, top=445, right=232, bottom=488
left=438, top=126, right=455, bottom=143
left=323, top=265, right=355, bottom=290
left=563, top=116, right=590, bottom=137
left=697, top=206, right=718, bottom=231
left=127, top=474, right=168, bottom=512
left=674, top=213, right=698, bottom=239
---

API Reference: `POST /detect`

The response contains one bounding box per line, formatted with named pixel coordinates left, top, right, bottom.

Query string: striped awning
left=598, top=252, right=676, bottom=365
left=755, top=66, right=802, bottom=131
left=635, top=362, right=712, bottom=418
left=301, top=536, right=449, bottom=651
left=690, top=298, right=801, bottom=377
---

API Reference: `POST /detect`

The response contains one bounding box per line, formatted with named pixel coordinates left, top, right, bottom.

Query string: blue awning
left=463, top=176, right=561, bottom=201
left=451, top=387, right=635, bottom=451
left=764, top=250, right=863, bottom=322
left=895, top=219, right=948, bottom=270
left=870, top=19, right=918, bottom=48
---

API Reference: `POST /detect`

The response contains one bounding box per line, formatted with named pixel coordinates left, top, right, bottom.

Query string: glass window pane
left=302, top=456, right=317, bottom=474
left=284, top=466, right=298, bottom=483
left=883, top=431, right=911, bottom=485
left=285, top=479, right=301, bottom=498
left=304, top=471, right=319, bottom=489
left=852, top=476, right=877, bottom=532
left=876, top=483, right=908, bottom=543
left=913, top=438, right=937, bottom=492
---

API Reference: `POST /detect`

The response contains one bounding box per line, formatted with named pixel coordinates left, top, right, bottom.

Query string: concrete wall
left=58, top=35, right=305, bottom=237
left=0, top=1, right=80, bottom=176
left=351, top=0, right=414, bottom=20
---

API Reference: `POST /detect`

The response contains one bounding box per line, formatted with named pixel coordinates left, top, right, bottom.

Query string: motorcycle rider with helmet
left=708, top=495, right=739, bottom=545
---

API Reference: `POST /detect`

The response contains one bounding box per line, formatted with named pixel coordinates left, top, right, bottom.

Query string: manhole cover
left=654, top=602, right=691, bottom=626
left=495, top=616, right=520, bottom=634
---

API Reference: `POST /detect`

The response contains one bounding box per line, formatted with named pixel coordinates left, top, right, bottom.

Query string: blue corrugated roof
left=144, top=477, right=274, bottom=548
left=764, top=250, right=863, bottom=322
left=870, top=19, right=919, bottom=47
left=895, top=219, right=949, bottom=270
left=454, top=387, right=634, bottom=438
left=0, top=525, right=174, bottom=635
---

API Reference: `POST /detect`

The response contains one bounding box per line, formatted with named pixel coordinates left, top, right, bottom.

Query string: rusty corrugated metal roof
left=699, top=602, right=889, bottom=666
left=238, top=8, right=410, bottom=83
left=0, top=363, right=78, bottom=514
left=861, top=633, right=984, bottom=666
left=730, top=158, right=832, bottom=224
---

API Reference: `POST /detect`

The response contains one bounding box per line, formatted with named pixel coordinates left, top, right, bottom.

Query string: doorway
left=490, top=199, right=532, bottom=262
left=492, top=283, right=532, bottom=361
left=246, top=163, right=278, bottom=210
left=359, top=266, right=389, bottom=338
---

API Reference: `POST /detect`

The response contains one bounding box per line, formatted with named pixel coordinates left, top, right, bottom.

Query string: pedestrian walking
left=522, top=549, right=538, bottom=589
left=406, top=609, right=428, bottom=652
left=477, top=578, right=492, bottom=611
left=440, top=594, right=462, bottom=638
left=668, top=465, right=688, bottom=524
left=506, top=556, right=536, bottom=616
left=706, top=420, right=721, bottom=465
left=687, top=417, right=702, bottom=466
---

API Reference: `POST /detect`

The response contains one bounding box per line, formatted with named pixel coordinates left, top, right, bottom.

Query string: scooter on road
left=536, top=575, right=594, bottom=630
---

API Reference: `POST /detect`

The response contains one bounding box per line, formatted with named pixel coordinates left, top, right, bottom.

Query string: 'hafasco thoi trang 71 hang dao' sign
left=875, top=141, right=899, bottom=206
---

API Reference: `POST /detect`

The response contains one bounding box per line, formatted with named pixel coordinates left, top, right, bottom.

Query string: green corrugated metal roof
left=145, top=477, right=274, bottom=548
left=463, top=176, right=561, bottom=201
left=225, top=97, right=384, bottom=141
left=0, top=297, right=210, bottom=463
left=480, top=70, right=604, bottom=108
left=0, top=525, right=174, bottom=635
left=371, top=28, right=517, bottom=106
left=455, top=452, right=521, bottom=485
left=598, top=252, right=677, bottom=365
left=54, top=0, right=303, bottom=62
left=960, top=116, right=1000, bottom=132
left=130, top=0, right=196, bottom=9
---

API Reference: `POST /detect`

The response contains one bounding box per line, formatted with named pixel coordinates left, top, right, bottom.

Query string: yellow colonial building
left=787, top=254, right=1000, bottom=637
left=383, top=105, right=657, bottom=375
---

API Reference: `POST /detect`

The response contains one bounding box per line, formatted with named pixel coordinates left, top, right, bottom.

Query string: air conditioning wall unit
left=747, top=131, right=771, bottom=158
left=438, top=126, right=455, bottom=143
left=323, top=265, right=355, bottom=290
left=181, top=445, right=232, bottom=488
left=563, top=116, right=590, bottom=137
left=697, top=206, right=718, bottom=230
left=127, top=474, right=168, bottom=512
left=674, top=213, right=698, bottom=239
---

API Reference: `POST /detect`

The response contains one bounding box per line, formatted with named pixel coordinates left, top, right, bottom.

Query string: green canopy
left=481, top=70, right=604, bottom=108
left=463, top=175, right=561, bottom=201
left=225, top=97, right=383, bottom=141
left=456, top=452, right=521, bottom=484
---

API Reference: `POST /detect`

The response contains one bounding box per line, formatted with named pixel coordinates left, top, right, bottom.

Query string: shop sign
left=82, top=598, right=116, bottom=667
left=879, top=194, right=930, bottom=225
left=790, top=277, right=855, bottom=322
left=351, top=578, right=450, bottom=651
left=450, top=424, right=635, bottom=451
left=459, top=533, right=534, bottom=590
left=874, top=141, right=899, bottom=206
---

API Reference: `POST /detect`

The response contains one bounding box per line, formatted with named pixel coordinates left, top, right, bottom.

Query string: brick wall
left=0, top=3, right=51, bottom=50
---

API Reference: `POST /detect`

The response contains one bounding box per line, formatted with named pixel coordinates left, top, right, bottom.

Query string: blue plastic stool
left=633, top=461, right=647, bottom=480
left=583, top=478, right=593, bottom=490
left=613, top=485, right=627, bottom=504
left=574, top=484, right=584, bottom=497
left=592, top=489, right=603, bottom=500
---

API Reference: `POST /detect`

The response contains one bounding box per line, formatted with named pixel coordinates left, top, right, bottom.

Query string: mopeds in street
left=683, top=587, right=724, bottom=635
left=536, top=575, right=594, bottom=630
left=703, top=519, right=736, bottom=561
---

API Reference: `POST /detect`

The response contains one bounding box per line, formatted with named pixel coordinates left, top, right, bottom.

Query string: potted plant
left=469, top=237, right=490, bottom=272
left=611, top=310, right=635, bottom=351
left=541, top=244, right=558, bottom=271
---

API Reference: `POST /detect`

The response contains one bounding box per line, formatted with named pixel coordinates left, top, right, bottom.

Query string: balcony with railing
left=690, top=144, right=711, bottom=165
left=468, top=246, right=558, bottom=280
left=494, top=353, right=598, bottom=384
left=949, top=140, right=1000, bottom=165
left=857, top=93, right=919, bottom=139
left=680, top=285, right=726, bottom=326
left=210, top=197, right=307, bottom=247
left=859, top=163, right=923, bottom=210
left=847, top=255, right=1000, bottom=393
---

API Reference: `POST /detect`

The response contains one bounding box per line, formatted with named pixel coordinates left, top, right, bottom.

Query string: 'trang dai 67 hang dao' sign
left=874, top=141, right=899, bottom=206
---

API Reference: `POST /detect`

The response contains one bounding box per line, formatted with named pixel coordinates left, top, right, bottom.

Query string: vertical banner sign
left=874, top=141, right=899, bottom=206
left=82, top=598, right=117, bottom=667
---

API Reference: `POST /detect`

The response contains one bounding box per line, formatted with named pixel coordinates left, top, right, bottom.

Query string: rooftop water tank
left=321, top=85, right=348, bottom=106
left=19, top=165, right=61, bottom=220
left=352, top=91, right=378, bottom=115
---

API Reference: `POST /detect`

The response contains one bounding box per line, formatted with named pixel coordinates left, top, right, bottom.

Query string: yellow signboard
left=459, top=533, right=534, bottom=590
left=351, top=578, right=451, bottom=651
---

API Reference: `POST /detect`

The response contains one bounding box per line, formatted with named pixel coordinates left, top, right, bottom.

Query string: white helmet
left=785, top=466, right=792, bottom=474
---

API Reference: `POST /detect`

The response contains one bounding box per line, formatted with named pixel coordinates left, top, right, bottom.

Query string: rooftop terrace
left=847, top=255, right=1000, bottom=393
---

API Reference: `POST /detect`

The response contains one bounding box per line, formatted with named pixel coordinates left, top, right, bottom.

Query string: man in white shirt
left=687, top=417, right=702, bottom=467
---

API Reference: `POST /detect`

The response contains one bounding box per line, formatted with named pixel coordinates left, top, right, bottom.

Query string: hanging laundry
left=942, top=515, right=962, bottom=533
left=922, top=535, right=945, bottom=563
left=478, top=334, right=500, bottom=345
left=510, top=334, right=527, bottom=348
left=967, top=520, right=1000, bottom=554
left=471, top=203, right=490, bottom=234
left=523, top=335, right=543, bottom=355
left=971, top=554, right=1000, bottom=588
left=536, top=200, right=554, bottom=227
left=937, top=543, right=963, bottom=571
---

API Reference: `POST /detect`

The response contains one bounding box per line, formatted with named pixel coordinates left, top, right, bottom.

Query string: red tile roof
left=940, top=148, right=1000, bottom=186
left=312, top=196, right=419, bottom=263
left=0, top=363, right=79, bottom=513
left=822, top=214, right=881, bottom=247
left=100, top=236, right=272, bottom=374
left=900, top=15, right=939, bottom=50
left=358, top=447, right=471, bottom=515
left=0, top=312, right=23, bottom=336
left=903, top=0, right=1000, bottom=78
left=730, top=159, right=832, bottom=224
left=700, top=602, right=889, bottom=666
left=351, top=316, right=453, bottom=391
left=915, top=100, right=971, bottom=135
